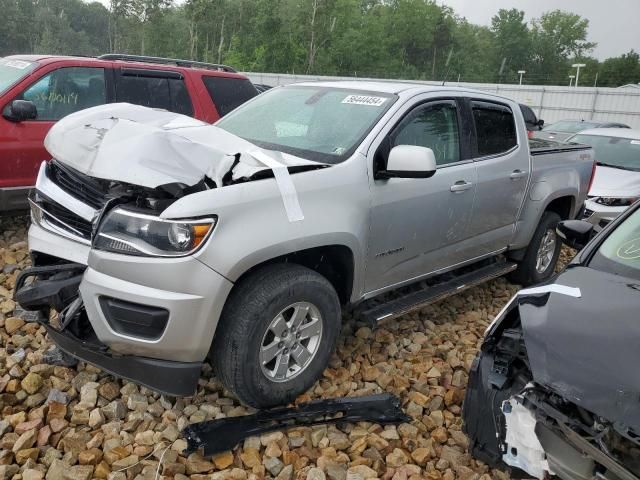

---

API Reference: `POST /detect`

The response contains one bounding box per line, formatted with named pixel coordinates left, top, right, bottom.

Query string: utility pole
left=569, top=75, right=575, bottom=87
left=572, top=63, right=586, bottom=87
left=518, top=70, right=526, bottom=85
left=498, top=57, right=507, bottom=83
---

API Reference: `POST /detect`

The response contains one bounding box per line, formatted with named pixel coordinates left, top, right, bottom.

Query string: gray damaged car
left=463, top=206, right=640, bottom=480
left=17, top=82, right=594, bottom=407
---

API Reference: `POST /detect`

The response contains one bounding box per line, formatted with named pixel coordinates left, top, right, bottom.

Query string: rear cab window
left=115, top=68, right=193, bottom=116
left=471, top=100, right=517, bottom=157
left=202, top=75, right=258, bottom=117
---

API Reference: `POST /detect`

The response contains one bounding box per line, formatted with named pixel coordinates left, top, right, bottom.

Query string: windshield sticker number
left=616, top=237, right=640, bottom=260
left=342, top=95, right=387, bottom=107
left=4, top=60, right=31, bottom=70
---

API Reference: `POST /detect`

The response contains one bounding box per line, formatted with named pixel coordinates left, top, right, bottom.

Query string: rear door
left=0, top=65, right=108, bottom=189
left=465, top=99, right=529, bottom=257
left=365, top=97, right=478, bottom=294
left=114, top=68, right=194, bottom=116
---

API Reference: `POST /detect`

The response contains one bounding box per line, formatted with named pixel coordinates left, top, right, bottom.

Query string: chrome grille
left=47, top=161, right=107, bottom=209
left=30, top=195, right=93, bottom=244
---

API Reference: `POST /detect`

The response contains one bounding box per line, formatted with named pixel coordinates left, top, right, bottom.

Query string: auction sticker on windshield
left=342, top=95, right=387, bottom=106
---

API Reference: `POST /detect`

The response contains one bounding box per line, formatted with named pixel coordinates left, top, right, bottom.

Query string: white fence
left=245, top=72, right=640, bottom=129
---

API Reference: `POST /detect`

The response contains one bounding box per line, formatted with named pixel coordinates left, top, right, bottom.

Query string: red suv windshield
left=0, top=59, right=38, bottom=95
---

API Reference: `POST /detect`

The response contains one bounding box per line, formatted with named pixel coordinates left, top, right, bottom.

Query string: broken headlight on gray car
left=94, top=208, right=216, bottom=257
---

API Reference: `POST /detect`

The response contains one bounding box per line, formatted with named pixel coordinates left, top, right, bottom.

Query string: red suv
left=0, top=54, right=258, bottom=212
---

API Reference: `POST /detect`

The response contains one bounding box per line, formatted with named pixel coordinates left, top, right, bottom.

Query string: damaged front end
left=463, top=278, right=640, bottom=480
left=15, top=103, right=327, bottom=396
left=14, top=259, right=203, bottom=396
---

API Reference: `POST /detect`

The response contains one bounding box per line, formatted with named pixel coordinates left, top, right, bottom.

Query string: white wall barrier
left=245, top=72, right=640, bottom=129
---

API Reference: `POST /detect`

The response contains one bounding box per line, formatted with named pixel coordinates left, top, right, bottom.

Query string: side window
left=115, top=72, right=193, bottom=116
left=472, top=101, right=517, bottom=157
left=20, top=67, right=106, bottom=121
left=202, top=76, right=258, bottom=117
left=168, top=78, right=193, bottom=116
left=391, top=101, right=460, bottom=166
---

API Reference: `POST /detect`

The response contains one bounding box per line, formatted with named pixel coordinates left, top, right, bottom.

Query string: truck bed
left=529, top=138, right=592, bottom=156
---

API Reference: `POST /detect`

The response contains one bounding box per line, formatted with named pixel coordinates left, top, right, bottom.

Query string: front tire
left=511, top=211, right=562, bottom=286
left=211, top=264, right=341, bottom=408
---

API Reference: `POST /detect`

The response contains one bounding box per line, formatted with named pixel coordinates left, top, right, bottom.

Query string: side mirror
left=377, top=145, right=437, bottom=179
left=3, top=100, right=37, bottom=122
left=537, top=119, right=545, bottom=128
left=556, top=220, right=593, bottom=250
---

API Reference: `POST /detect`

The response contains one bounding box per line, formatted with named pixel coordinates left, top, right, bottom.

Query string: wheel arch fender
left=511, top=186, right=578, bottom=253
left=223, top=233, right=362, bottom=305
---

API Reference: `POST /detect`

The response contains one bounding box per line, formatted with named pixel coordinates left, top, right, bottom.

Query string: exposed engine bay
left=463, top=275, right=640, bottom=480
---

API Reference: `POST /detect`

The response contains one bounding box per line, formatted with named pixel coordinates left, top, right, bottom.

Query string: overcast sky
left=438, top=0, right=639, bottom=60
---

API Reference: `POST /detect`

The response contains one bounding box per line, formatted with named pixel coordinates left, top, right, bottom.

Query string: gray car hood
left=589, top=165, right=640, bottom=197
left=44, top=103, right=320, bottom=189
left=487, top=266, right=640, bottom=436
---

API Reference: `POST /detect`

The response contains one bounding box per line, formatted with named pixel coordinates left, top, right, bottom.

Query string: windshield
left=0, top=58, right=37, bottom=96
left=216, top=86, right=396, bottom=163
left=543, top=120, right=599, bottom=133
left=590, top=207, right=640, bottom=281
left=571, top=134, right=640, bottom=171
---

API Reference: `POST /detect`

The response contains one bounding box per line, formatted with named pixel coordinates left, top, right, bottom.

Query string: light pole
left=572, top=63, right=586, bottom=87
left=518, top=70, right=526, bottom=85
left=569, top=75, right=575, bottom=87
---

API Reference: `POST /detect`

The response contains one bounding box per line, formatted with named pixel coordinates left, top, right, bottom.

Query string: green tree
left=599, top=50, right=640, bottom=87
left=530, top=10, right=596, bottom=85
left=490, top=9, right=531, bottom=83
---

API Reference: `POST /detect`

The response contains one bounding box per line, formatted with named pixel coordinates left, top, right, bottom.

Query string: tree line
left=1, top=0, right=639, bottom=87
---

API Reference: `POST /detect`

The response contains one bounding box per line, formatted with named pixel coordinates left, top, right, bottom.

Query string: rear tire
left=211, top=263, right=341, bottom=408
left=510, top=211, right=562, bottom=286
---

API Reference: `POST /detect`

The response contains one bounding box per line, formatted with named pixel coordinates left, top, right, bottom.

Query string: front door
left=365, top=99, right=478, bottom=294
left=0, top=66, right=107, bottom=189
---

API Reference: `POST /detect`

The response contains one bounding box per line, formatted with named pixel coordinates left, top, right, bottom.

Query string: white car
left=568, top=128, right=640, bottom=230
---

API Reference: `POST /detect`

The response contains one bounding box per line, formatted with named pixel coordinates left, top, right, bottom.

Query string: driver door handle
left=450, top=180, right=473, bottom=193
left=510, top=169, right=528, bottom=180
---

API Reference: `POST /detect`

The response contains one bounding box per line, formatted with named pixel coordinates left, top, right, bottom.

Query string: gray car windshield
left=590, top=208, right=640, bottom=281
left=0, top=59, right=37, bottom=96
left=216, top=86, right=396, bottom=164
left=572, top=134, right=640, bottom=171
left=544, top=121, right=599, bottom=133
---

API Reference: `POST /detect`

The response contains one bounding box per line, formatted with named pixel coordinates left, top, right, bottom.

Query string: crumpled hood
left=589, top=165, right=640, bottom=198
left=515, top=266, right=640, bottom=434
left=44, top=103, right=319, bottom=189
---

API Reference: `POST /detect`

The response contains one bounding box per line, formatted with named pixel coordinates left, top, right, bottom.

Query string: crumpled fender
left=486, top=266, right=640, bottom=436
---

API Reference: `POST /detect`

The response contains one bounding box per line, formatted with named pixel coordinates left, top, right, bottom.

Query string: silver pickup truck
left=16, top=82, right=595, bottom=407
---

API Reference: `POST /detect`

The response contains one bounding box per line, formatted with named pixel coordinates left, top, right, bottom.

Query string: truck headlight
left=94, top=208, right=216, bottom=257
left=595, top=197, right=638, bottom=207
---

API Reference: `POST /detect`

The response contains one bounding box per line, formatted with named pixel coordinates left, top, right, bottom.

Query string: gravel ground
left=0, top=215, right=576, bottom=480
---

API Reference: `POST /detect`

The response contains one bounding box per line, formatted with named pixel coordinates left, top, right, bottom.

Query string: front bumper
left=28, top=222, right=234, bottom=363
left=44, top=322, right=202, bottom=397
left=80, top=252, right=233, bottom=363
left=582, top=199, right=627, bottom=231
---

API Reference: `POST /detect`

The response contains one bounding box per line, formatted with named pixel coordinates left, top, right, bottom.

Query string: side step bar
left=359, top=261, right=517, bottom=324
